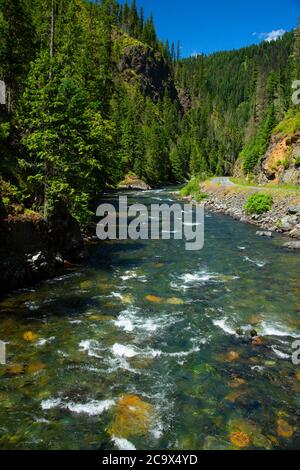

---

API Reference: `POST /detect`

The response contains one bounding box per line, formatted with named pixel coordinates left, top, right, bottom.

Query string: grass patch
left=180, top=177, right=208, bottom=201
left=273, top=108, right=300, bottom=136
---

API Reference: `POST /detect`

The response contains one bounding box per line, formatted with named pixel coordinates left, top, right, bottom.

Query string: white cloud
left=252, top=29, right=286, bottom=43
left=191, top=50, right=200, bottom=57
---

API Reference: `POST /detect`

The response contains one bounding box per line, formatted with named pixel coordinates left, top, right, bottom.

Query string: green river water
left=0, top=188, right=300, bottom=450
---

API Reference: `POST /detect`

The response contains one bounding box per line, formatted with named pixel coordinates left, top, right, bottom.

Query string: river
left=0, top=188, right=300, bottom=450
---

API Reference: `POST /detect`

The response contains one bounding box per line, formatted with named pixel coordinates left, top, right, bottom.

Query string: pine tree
left=0, top=0, right=34, bottom=112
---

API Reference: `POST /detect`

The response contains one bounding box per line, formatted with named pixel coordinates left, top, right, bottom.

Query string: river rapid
left=0, top=188, right=300, bottom=450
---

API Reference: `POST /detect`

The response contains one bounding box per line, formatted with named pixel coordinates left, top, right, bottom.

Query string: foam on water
left=243, top=256, right=267, bottom=268
left=111, top=342, right=200, bottom=361
left=114, top=306, right=179, bottom=335
left=112, top=436, right=136, bottom=450
left=171, top=269, right=221, bottom=290
left=41, top=398, right=115, bottom=415
left=79, top=339, right=105, bottom=358
left=112, top=343, right=138, bottom=358
left=260, top=321, right=300, bottom=338
left=36, top=336, right=56, bottom=346
left=213, top=318, right=236, bottom=335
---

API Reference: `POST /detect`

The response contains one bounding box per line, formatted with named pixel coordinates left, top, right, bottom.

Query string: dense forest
left=0, top=0, right=299, bottom=224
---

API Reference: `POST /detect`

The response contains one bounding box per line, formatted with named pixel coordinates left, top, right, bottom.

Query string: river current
left=0, top=188, right=300, bottom=450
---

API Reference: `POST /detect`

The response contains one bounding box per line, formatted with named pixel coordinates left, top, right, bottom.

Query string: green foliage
left=180, top=178, right=201, bottom=197
left=242, top=106, right=276, bottom=174
left=0, top=121, right=10, bottom=140
left=274, top=109, right=300, bottom=136
left=180, top=176, right=208, bottom=202
left=18, top=51, right=117, bottom=222
left=177, top=31, right=295, bottom=177
left=244, top=193, right=273, bottom=215
left=295, top=156, right=300, bottom=168
left=0, top=0, right=299, bottom=227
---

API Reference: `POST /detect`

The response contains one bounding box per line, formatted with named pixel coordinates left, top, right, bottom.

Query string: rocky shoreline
left=0, top=202, right=87, bottom=296
left=198, top=182, right=300, bottom=248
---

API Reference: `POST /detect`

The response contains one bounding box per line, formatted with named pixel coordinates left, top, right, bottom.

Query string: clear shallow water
left=1, top=188, right=300, bottom=450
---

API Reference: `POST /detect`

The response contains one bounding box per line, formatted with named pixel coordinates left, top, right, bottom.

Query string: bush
left=180, top=177, right=201, bottom=197
left=244, top=193, right=273, bottom=215
left=295, top=156, right=300, bottom=168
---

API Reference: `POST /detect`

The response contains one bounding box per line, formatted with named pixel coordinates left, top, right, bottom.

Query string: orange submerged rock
left=277, top=419, right=295, bottom=438
left=226, top=351, right=240, bottom=362
left=108, top=394, right=152, bottom=438
left=230, top=431, right=251, bottom=448
left=145, top=295, right=162, bottom=303
left=23, top=331, right=38, bottom=342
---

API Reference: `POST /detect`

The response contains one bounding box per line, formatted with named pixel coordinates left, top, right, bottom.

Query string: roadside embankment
left=199, top=180, right=300, bottom=242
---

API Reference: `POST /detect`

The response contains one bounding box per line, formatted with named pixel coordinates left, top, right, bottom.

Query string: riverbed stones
left=288, top=206, right=300, bottom=215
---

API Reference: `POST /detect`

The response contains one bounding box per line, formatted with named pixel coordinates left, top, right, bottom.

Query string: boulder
left=256, top=231, right=273, bottom=238
left=288, top=206, right=300, bottom=215
left=283, top=241, right=300, bottom=250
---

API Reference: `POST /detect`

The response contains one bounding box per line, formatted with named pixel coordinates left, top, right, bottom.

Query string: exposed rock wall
left=118, top=44, right=190, bottom=113
left=0, top=204, right=86, bottom=296
left=254, top=132, right=300, bottom=184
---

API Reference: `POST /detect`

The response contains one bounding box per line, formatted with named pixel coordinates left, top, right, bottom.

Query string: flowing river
left=1, top=188, right=300, bottom=450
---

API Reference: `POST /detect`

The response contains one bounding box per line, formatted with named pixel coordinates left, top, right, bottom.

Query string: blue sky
left=119, top=0, right=299, bottom=57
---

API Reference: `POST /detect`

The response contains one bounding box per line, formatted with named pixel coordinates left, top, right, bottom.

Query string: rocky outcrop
left=47, top=202, right=86, bottom=262
left=0, top=203, right=86, bottom=296
left=254, top=132, right=300, bottom=184
left=118, top=44, right=179, bottom=106
left=118, top=174, right=151, bottom=191
left=176, top=87, right=192, bottom=114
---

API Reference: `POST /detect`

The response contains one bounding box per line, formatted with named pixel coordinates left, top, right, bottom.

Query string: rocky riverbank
left=0, top=202, right=87, bottom=296
left=199, top=181, right=300, bottom=246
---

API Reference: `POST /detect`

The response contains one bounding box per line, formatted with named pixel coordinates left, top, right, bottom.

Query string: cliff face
left=118, top=44, right=177, bottom=104
left=254, top=132, right=300, bottom=185
left=0, top=204, right=86, bottom=296
left=117, top=43, right=190, bottom=112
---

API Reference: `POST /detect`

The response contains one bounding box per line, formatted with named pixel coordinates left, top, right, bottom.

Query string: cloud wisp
left=252, top=29, right=286, bottom=43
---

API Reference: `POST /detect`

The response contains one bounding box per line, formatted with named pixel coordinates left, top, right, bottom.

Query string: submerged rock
left=108, top=394, right=152, bottom=438
left=23, top=331, right=38, bottom=342
left=236, top=326, right=258, bottom=339
left=145, top=295, right=162, bottom=303
left=230, top=431, right=251, bottom=448
left=277, top=418, right=295, bottom=438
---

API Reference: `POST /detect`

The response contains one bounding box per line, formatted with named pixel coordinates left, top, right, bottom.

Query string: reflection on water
left=0, top=188, right=300, bottom=450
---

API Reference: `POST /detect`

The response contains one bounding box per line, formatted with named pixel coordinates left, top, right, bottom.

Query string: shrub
left=244, top=193, right=273, bottom=215
left=180, top=177, right=201, bottom=197
left=295, top=156, right=300, bottom=168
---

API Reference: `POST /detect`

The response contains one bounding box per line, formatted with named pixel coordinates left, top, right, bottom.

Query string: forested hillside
left=176, top=28, right=300, bottom=177
left=0, top=0, right=299, bottom=225
left=0, top=0, right=183, bottom=223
